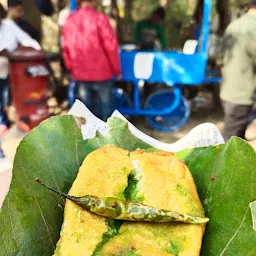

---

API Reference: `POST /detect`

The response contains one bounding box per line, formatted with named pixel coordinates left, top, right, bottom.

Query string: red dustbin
left=9, top=47, right=50, bottom=131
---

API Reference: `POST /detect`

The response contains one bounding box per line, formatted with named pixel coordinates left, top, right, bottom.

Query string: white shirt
left=0, top=19, right=41, bottom=79
left=58, top=8, right=70, bottom=27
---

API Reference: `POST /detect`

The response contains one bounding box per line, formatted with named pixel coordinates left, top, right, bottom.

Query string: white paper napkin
left=70, top=100, right=224, bottom=151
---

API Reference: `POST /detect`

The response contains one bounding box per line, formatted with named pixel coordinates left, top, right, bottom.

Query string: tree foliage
left=111, top=0, right=252, bottom=47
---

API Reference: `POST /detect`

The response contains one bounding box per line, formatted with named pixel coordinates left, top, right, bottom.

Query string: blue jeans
left=68, top=80, right=77, bottom=107
left=77, top=80, right=113, bottom=121
left=0, top=79, right=9, bottom=126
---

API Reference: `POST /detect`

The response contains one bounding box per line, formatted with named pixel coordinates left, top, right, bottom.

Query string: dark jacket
left=15, top=19, right=41, bottom=42
left=35, top=0, right=54, bottom=16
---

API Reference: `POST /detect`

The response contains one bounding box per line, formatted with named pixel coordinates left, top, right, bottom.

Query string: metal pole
left=201, top=0, right=212, bottom=54
left=70, top=0, right=77, bottom=12
left=133, top=81, right=141, bottom=111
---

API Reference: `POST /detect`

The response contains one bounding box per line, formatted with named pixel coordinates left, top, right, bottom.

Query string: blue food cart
left=70, top=0, right=220, bottom=131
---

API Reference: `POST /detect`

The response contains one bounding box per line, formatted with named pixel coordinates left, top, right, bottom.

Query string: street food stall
left=69, top=0, right=220, bottom=131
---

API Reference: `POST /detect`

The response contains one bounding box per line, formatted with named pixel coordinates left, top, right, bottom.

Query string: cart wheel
left=145, top=90, right=190, bottom=132
left=113, top=88, right=132, bottom=110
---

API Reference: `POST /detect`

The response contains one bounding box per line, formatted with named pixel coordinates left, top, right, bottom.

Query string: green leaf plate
left=0, top=116, right=255, bottom=256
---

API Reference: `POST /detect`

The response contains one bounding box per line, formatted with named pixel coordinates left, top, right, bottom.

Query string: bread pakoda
left=55, top=146, right=206, bottom=256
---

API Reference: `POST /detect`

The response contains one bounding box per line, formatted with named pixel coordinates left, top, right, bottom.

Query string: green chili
left=36, top=179, right=209, bottom=224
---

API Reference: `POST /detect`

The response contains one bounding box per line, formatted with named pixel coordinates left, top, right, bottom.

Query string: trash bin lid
left=9, top=47, right=47, bottom=62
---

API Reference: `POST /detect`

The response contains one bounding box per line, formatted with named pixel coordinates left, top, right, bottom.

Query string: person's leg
left=2, top=78, right=9, bottom=108
left=222, top=101, right=253, bottom=141
left=77, top=81, right=94, bottom=112
left=0, top=79, right=9, bottom=128
left=68, top=80, right=77, bottom=107
left=94, top=81, right=113, bottom=121
left=0, top=79, right=3, bottom=109
left=0, top=80, right=8, bottom=156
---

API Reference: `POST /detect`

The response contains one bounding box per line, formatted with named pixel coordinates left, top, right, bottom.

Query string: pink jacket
left=62, top=6, right=121, bottom=81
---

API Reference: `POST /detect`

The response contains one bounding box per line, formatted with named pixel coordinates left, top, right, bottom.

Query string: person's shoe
left=0, top=124, right=8, bottom=137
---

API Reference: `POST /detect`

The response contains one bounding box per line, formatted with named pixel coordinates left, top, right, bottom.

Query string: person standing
left=0, top=2, right=40, bottom=168
left=0, top=2, right=41, bottom=133
left=220, top=0, right=256, bottom=141
left=7, top=0, right=41, bottom=42
left=62, top=0, right=121, bottom=121
left=135, top=7, right=167, bottom=50
left=0, top=49, right=9, bottom=135
left=0, top=4, right=9, bottom=135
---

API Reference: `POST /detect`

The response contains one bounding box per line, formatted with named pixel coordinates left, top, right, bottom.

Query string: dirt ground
left=1, top=98, right=256, bottom=167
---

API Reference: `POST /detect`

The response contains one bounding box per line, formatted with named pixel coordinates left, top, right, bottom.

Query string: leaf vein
left=46, top=158, right=65, bottom=205
left=22, top=166, right=56, bottom=251
left=34, top=195, right=55, bottom=250
left=7, top=197, right=19, bottom=251
left=220, top=206, right=250, bottom=255
left=75, top=139, right=80, bottom=167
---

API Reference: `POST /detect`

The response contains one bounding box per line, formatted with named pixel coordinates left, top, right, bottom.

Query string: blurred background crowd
left=0, top=0, right=255, bottom=171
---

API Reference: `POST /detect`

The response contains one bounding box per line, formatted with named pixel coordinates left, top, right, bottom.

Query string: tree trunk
left=216, top=0, right=231, bottom=36
left=57, top=0, right=67, bottom=12
left=111, top=0, right=122, bottom=41
left=120, top=0, right=134, bottom=43
left=22, top=0, right=41, bottom=31
left=194, top=0, right=231, bottom=36
left=125, top=0, right=133, bottom=21
left=111, top=0, right=119, bottom=21
left=193, top=0, right=204, bottom=24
